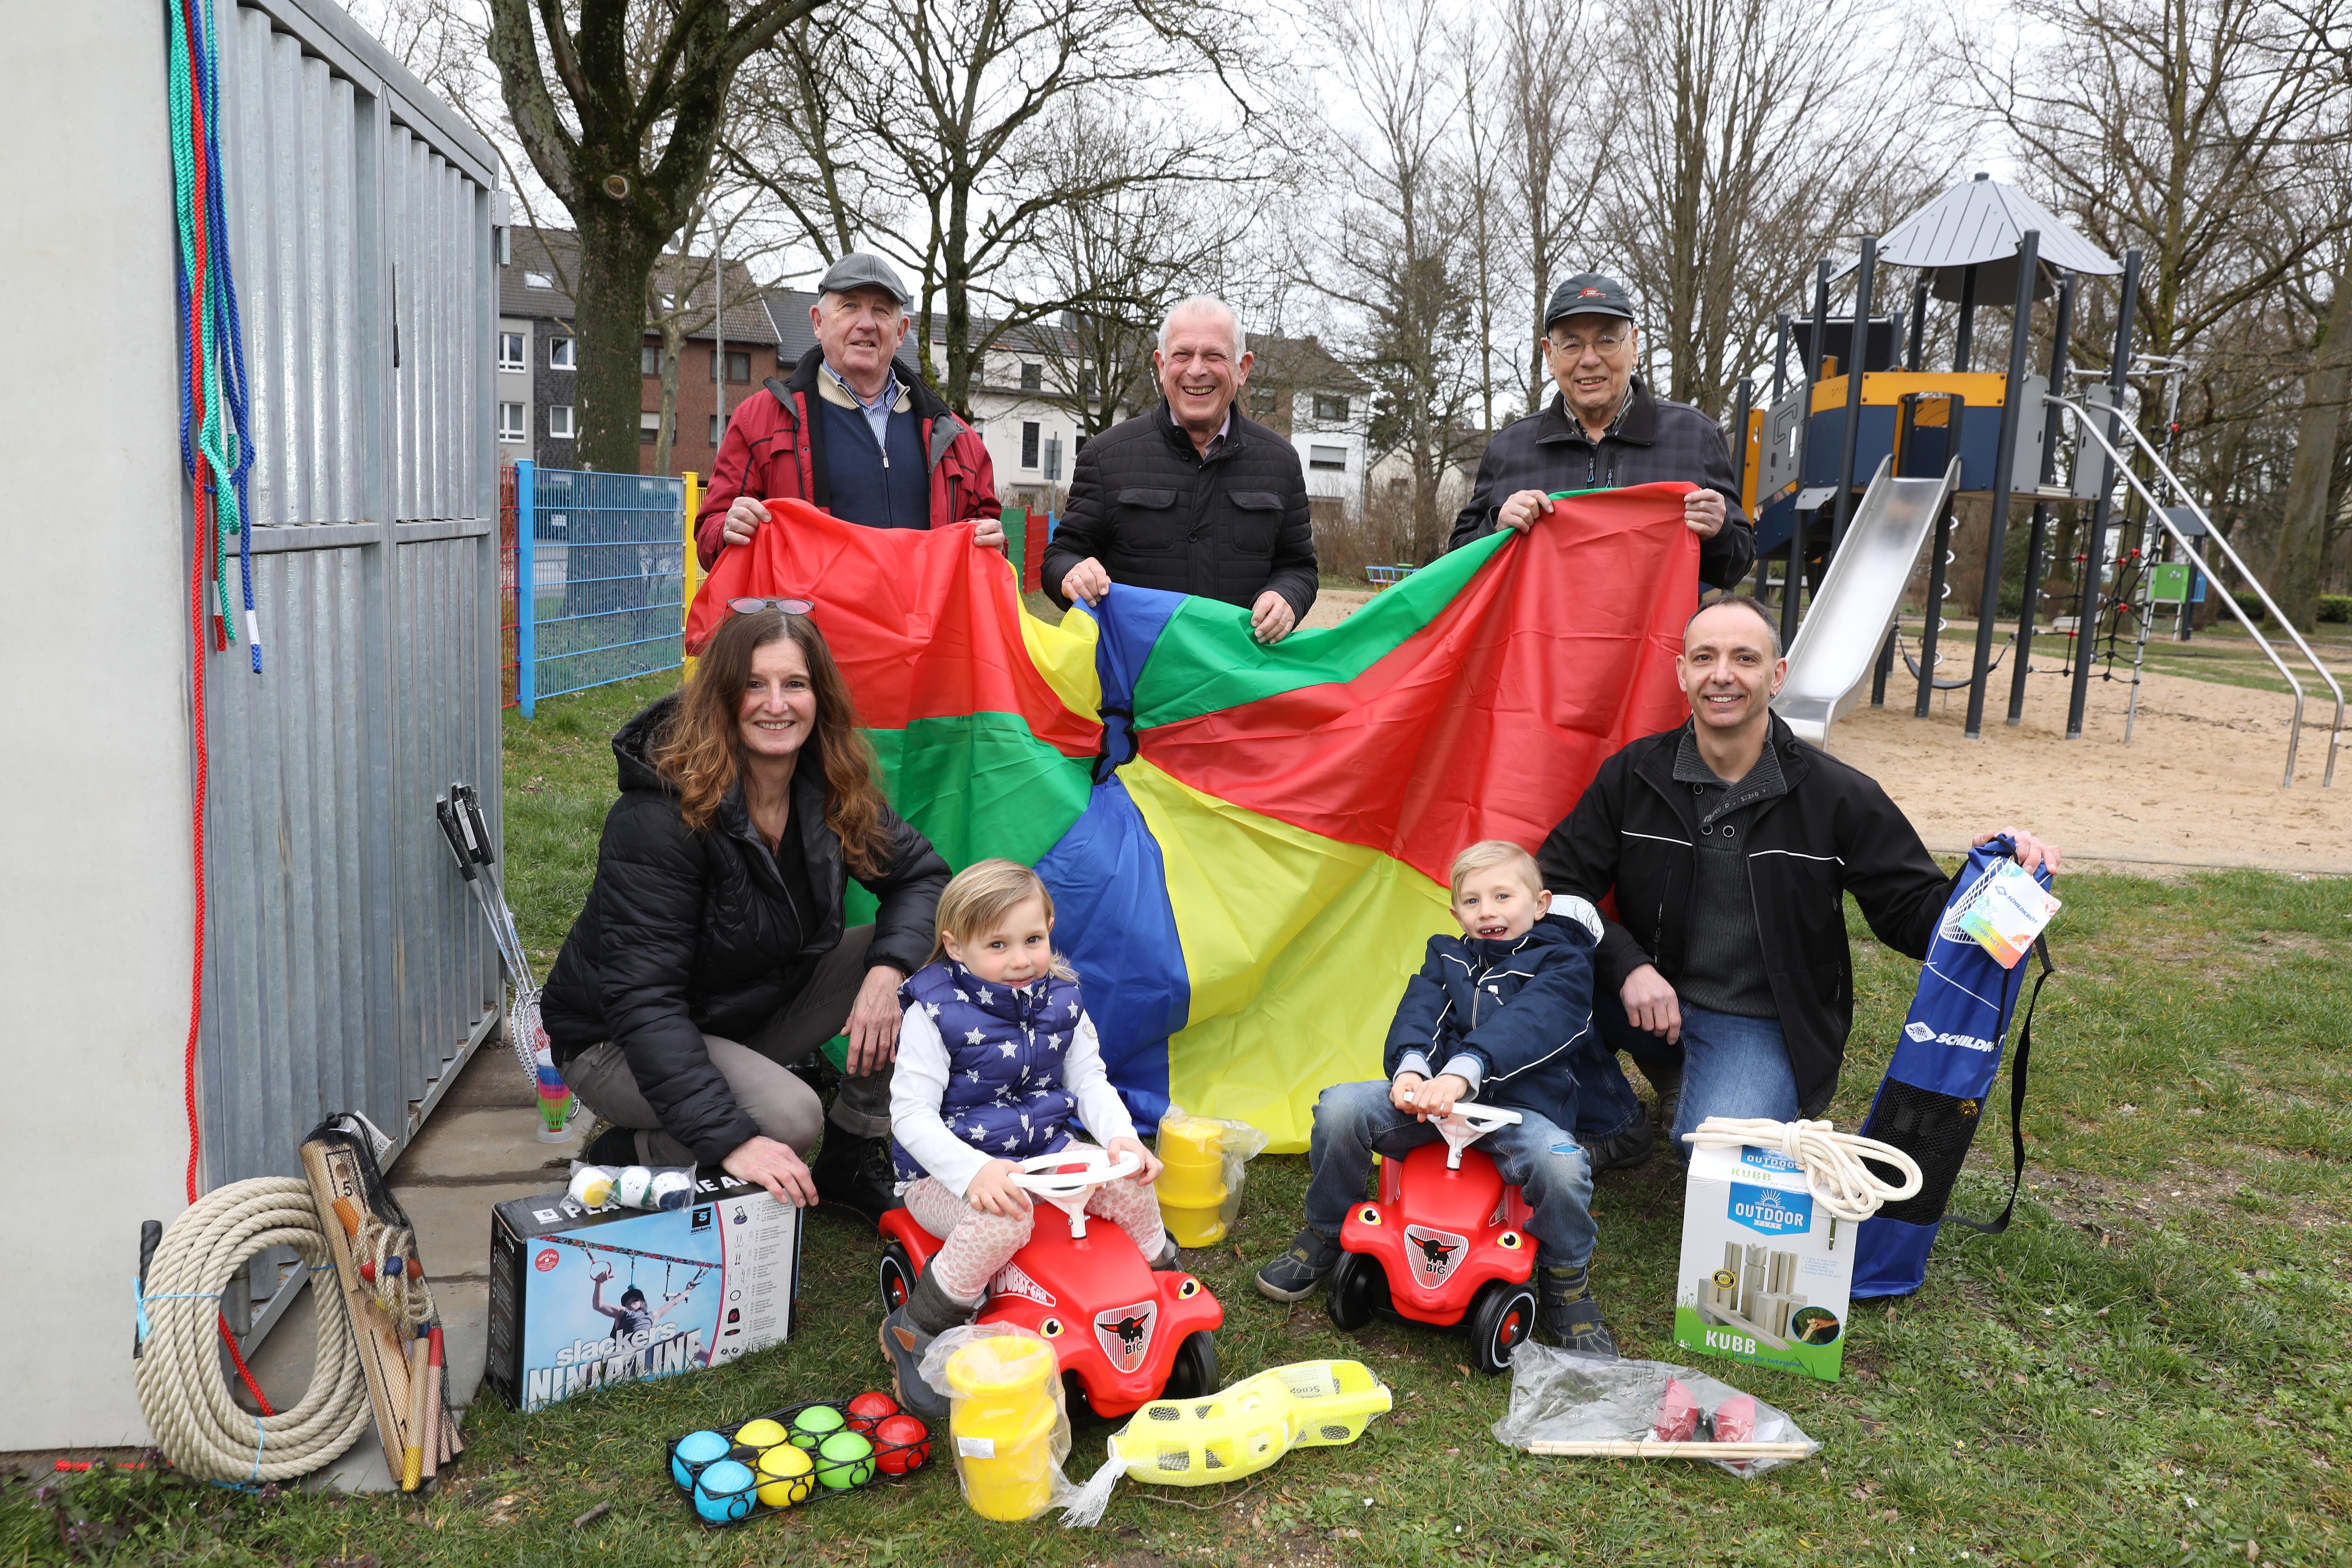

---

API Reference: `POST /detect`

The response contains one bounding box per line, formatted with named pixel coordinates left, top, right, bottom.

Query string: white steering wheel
left=1436, top=1102, right=1522, bottom=1169
left=1007, top=1146, right=1141, bottom=1237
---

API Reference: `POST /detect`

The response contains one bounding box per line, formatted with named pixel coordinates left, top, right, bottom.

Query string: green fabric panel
left=841, top=711, right=1092, bottom=927
left=1130, top=527, right=1513, bottom=728
left=1002, top=505, right=1028, bottom=590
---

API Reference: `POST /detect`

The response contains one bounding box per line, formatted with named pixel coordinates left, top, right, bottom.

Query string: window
left=1312, top=393, right=1350, bottom=422
left=1309, top=444, right=1348, bottom=472
left=642, top=345, right=662, bottom=376
left=640, top=411, right=662, bottom=444
left=710, top=350, right=750, bottom=383
left=548, top=336, right=575, bottom=369
left=548, top=404, right=574, bottom=439
left=525, top=270, right=553, bottom=289
left=1021, top=421, right=1041, bottom=469
left=498, top=331, right=525, bottom=371
left=710, top=414, right=724, bottom=446
left=498, top=402, right=526, bottom=443
left=1020, top=361, right=1042, bottom=392
left=1248, top=386, right=1277, bottom=416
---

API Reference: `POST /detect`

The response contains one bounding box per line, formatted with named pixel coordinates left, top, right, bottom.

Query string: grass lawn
left=10, top=674, right=2349, bottom=1567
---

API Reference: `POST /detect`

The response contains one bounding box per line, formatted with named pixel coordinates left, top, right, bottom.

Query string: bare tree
left=1310, top=0, right=1483, bottom=561
left=483, top=0, right=831, bottom=474
left=1498, top=0, right=1611, bottom=414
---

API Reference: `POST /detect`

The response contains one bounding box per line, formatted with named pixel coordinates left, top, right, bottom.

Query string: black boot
left=1537, top=1263, right=1617, bottom=1357
left=878, top=1267, right=973, bottom=1420
left=581, top=1124, right=639, bottom=1168
left=1580, top=1108, right=1654, bottom=1174
left=811, top=1130, right=902, bottom=1230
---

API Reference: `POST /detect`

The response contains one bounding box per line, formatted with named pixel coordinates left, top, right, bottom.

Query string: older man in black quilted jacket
left=1042, top=296, right=1317, bottom=641
left=1449, top=274, right=1756, bottom=589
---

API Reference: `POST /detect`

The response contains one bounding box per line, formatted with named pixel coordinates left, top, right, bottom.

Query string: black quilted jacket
left=541, top=695, right=949, bottom=1164
left=1041, top=400, right=1319, bottom=617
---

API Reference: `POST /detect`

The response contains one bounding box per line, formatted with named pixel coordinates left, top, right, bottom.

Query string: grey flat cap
left=817, top=252, right=910, bottom=307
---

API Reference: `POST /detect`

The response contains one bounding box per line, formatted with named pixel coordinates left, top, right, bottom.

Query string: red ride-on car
left=1328, top=1105, right=1539, bottom=1374
left=878, top=1147, right=1223, bottom=1418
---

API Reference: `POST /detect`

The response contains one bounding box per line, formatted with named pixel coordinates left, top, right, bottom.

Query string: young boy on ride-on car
left=1253, top=841, right=1617, bottom=1356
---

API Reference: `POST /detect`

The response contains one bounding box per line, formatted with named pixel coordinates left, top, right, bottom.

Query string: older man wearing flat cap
left=1449, top=273, right=1754, bottom=589
left=695, top=252, right=1002, bottom=567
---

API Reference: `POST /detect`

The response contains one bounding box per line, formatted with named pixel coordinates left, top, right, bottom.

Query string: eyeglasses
left=729, top=596, right=814, bottom=616
left=1552, top=331, right=1630, bottom=356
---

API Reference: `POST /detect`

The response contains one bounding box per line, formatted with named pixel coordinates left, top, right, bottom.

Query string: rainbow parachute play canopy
left=687, top=489, right=1699, bottom=1150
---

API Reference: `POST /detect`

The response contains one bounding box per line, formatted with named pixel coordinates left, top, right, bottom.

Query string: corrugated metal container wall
left=201, top=0, right=502, bottom=1200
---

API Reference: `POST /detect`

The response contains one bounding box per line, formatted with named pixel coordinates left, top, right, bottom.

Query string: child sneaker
left=1253, top=1227, right=1341, bottom=1302
left=1537, top=1264, right=1617, bottom=1357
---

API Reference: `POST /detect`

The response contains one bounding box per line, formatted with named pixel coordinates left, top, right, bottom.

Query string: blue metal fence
left=513, top=460, right=687, bottom=714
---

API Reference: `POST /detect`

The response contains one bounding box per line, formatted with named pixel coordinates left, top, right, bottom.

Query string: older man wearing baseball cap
left=694, top=252, right=1002, bottom=567
left=1447, top=273, right=1754, bottom=589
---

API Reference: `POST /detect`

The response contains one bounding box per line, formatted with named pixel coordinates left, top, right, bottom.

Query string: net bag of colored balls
left=1153, top=1105, right=1268, bottom=1248
left=567, top=1160, right=695, bottom=1212
left=667, top=1393, right=931, bottom=1525
left=918, top=1323, right=1076, bottom=1522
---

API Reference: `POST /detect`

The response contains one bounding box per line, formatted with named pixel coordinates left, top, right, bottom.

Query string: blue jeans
left=1595, top=996, right=1795, bottom=1161
left=1302, top=1081, right=1597, bottom=1269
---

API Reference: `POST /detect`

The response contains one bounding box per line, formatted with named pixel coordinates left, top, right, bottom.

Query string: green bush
left=2321, top=594, right=2351, bottom=623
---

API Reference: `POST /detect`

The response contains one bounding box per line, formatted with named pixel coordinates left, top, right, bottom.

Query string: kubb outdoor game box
left=487, top=1174, right=802, bottom=1411
left=1674, top=1140, right=1851, bottom=1382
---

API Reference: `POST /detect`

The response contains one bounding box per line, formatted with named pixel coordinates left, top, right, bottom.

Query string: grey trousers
left=560, top=925, right=897, bottom=1167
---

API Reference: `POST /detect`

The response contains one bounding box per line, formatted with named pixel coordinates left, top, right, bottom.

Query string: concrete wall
left=0, top=0, right=196, bottom=1448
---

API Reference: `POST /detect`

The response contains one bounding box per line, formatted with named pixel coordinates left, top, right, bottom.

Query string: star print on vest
left=891, top=959, right=1084, bottom=1184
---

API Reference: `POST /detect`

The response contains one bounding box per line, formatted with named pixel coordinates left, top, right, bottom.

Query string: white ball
left=650, top=1170, right=694, bottom=1211
left=617, top=1166, right=656, bottom=1208
left=567, top=1165, right=615, bottom=1208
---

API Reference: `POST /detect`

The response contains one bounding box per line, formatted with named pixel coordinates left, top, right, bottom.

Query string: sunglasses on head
left=729, top=596, right=814, bottom=616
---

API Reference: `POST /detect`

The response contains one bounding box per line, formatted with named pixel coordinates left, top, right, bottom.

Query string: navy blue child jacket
left=1381, top=913, right=1600, bottom=1132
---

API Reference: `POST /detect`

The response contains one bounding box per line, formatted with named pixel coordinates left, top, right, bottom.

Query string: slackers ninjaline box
left=486, top=1173, right=802, bottom=1412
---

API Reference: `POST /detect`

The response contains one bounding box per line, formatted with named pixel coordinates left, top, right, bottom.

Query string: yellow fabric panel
left=1121, top=759, right=1452, bottom=1152
left=1013, top=578, right=1102, bottom=724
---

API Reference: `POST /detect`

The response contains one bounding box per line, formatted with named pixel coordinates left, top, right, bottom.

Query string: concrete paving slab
left=431, top=1035, right=542, bottom=1111
left=400, top=1105, right=579, bottom=1183
left=391, top=1177, right=554, bottom=1283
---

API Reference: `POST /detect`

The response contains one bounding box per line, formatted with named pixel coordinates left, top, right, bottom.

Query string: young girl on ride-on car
left=878, top=859, right=1172, bottom=1413
left=1252, top=841, right=1618, bottom=1356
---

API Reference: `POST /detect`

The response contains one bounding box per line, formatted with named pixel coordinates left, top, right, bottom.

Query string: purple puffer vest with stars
left=890, top=959, right=1085, bottom=1185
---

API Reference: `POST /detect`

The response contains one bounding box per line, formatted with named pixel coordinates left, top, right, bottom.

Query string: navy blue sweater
left=814, top=394, right=930, bottom=529
left=1381, top=915, right=1600, bottom=1131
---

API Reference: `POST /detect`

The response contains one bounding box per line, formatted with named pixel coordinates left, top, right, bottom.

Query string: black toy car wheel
left=877, top=1240, right=914, bottom=1315
left=1325, top=1250, right=1385, bottom=1332
left=1469, top=1280, right=1536, bottom=1374
left=1164, top=1330, right=1219, bottom=1400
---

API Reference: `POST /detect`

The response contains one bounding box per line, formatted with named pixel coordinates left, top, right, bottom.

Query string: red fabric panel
left=685, top=499, right=1102, bottom=758
left=1024, top=510, right=1049, bottom=596
left=1139, top=484, right=1699, bottom=886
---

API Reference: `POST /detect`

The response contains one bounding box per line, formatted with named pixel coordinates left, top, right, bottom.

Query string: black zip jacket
left=1041, top=400, right=1318, bottom=618
left=1381, top=915, right=1600, bottom=1133
left=1534, top=716, right=1956, bottom=1115
left=541, top=695, right=950, bottom=1164
left=1447, top=378, right=1756, bottom=589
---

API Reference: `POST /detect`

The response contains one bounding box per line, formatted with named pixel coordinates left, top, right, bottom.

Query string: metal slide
left=1772, top=455, right=1962, bottom=746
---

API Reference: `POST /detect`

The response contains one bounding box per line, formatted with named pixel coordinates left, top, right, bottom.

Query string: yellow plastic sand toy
left=1060, top=1360, right=1392, bottom=1525
left=944, top=1331, right=1068, bottom=1521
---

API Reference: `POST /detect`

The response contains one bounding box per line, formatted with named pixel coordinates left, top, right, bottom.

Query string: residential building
left=1244, top=335, right=1374, bottom=522
left=498, top=225, right=783, bottom=477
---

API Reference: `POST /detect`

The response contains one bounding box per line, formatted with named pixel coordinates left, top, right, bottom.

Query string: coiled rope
left=134, top=1180, right=373, bottom=1484
left=1681, top=1117, right=1924, bottom=1223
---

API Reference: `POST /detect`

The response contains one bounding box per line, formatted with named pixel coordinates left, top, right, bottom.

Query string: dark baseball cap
left=816, top=252, right=910, bottom=308
left=1544, top=273, right=1637, bottom=330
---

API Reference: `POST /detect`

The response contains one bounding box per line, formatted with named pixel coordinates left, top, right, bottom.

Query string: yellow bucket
left=944, top=1334, right=1063, bottom=1521
left=1156, top=1116, right=1228, bottom=1245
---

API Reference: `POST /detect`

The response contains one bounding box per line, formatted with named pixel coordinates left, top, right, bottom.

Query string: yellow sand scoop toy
left=1060, top=1359, right=1392, bottom=1526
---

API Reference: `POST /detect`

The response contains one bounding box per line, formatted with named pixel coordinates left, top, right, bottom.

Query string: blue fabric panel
left=1035, top=775, right=1187, bottom=1127
left=1850, top=1214, right=1938, bottom=1300
left=1084, top=584, right=1185, bottom=713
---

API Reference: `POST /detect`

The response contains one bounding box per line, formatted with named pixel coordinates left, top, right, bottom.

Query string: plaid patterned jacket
left=1447, top=379, right=1757, bottom=588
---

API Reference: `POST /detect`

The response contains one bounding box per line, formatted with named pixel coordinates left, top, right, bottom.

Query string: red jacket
left=694, top=346, right=999, bottom=569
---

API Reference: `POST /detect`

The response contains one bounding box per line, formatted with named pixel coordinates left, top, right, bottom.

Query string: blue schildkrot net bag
left=1850, top=837, right=2054, bottom=1299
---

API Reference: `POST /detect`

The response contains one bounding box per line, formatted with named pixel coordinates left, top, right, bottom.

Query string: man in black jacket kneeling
left=1042, top=295, right=1317, bottom=641
left=1537, top=596, right=2060, bottom=1167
